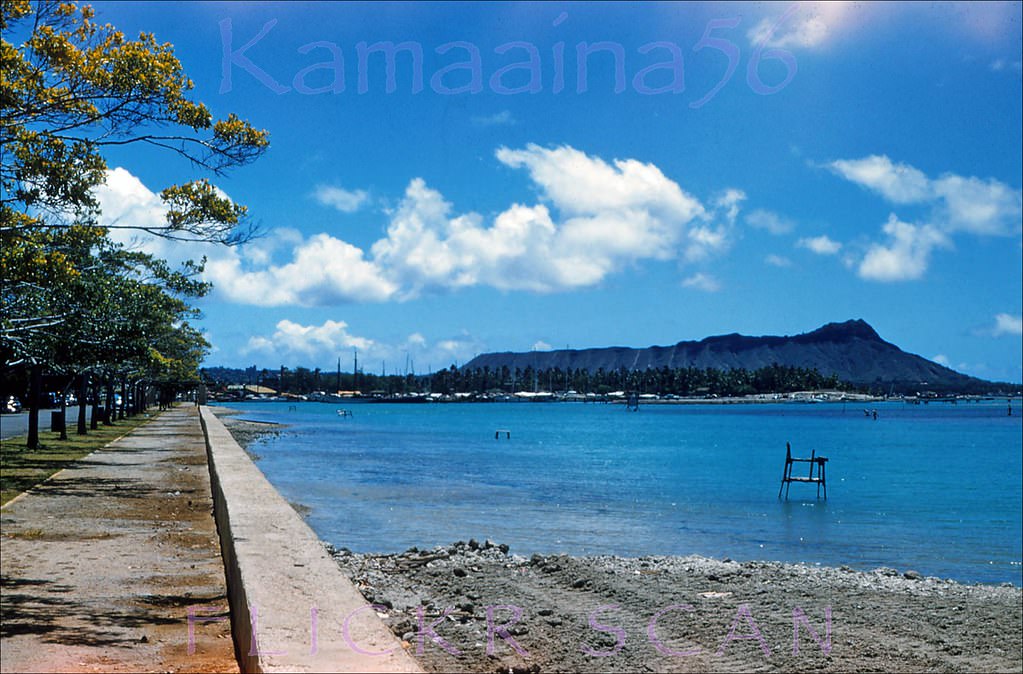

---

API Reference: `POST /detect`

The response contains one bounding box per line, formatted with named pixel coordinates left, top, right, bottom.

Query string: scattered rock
left=329, top=541, right=1023, bottom=674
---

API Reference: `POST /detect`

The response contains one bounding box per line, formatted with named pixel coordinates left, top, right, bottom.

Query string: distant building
left=243, top=384, right=277, bottom=396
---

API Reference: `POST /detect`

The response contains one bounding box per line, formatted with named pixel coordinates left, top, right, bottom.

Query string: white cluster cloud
left=95, top=167, right=167, bottom=233
left=94, top=170, right=395, bottom=305
left=207, top=144, right=733, bottom=304
left=244, top=319, right=374, bottom=362
left=857, top=215, right=950, bottom=282
left=746, top=209, right=795, bottom=235
left=797, top=235, right=842, bottom=255
left=681, top=272, right=721, bottom=292
left=243, top=320, right=482, bottom=370
left=205, top=232, right=398, bottom=305
left=750, top=3, right=1019, bottom=54
left=92, top=148, right=744, bottom=307
left=992, top=313, right=1023, bottom=337
left=681, top=189, right=743, bottom=262
left=764, top=254, right=792, bottom=267
left=823, top=154, right=1021, bottom=282
left=827, top=155, right=1022, bottom=236
left=313, top=185, right=369, bottom=213
left=93, top=167, right=228, bottom=267
left=930, top=175, right=1023, bottom=236
left=828, top=155, right=931, bottom=204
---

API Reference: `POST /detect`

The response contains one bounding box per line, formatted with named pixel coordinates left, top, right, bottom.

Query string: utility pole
left=353, top=348, right=358, bottom=391
left=337, top=357, right=341, bottom=393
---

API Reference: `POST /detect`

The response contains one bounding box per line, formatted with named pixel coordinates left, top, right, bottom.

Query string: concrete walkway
left=1, top=406, right=237, bottom=673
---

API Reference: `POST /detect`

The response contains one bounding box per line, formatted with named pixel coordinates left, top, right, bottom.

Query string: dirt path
left=1, top=405, right=237, bottom=673
left=333, top=542, right=1022, bottom=673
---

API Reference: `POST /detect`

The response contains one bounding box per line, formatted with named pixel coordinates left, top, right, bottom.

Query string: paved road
left=0, top=406, right=238, bottom=672
left=0, top=407, right=87, bottom=440
left=0, top=411, right=30, bottom=439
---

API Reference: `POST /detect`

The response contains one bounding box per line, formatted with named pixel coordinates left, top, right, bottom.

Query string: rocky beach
left=329, top=542, right=1022, bottom=673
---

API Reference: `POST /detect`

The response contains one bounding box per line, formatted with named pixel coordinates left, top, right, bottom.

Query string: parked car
left=3, top=396, right=22, bottom=414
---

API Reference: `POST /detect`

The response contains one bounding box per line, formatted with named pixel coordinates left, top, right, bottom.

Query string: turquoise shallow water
left=228, top=399, right=1022, bottom=585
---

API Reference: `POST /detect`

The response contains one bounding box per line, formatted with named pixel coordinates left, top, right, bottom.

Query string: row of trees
left=205, top=362, right=855, bottom=398
left=2, top=1, right=269, bottom=446
left=427, top=363, right=853, bottom=397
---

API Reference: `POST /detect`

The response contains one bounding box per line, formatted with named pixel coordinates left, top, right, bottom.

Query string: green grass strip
left=1, top=412, right=159, bottom=506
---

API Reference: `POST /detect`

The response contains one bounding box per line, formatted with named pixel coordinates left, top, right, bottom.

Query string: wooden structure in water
left=778, top=442, right=828, bottom=499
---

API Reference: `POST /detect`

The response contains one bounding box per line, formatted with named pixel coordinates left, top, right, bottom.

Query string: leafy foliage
left=204, top=363, right=859, bottom=398
left=1, top=1, right=267, bottom=417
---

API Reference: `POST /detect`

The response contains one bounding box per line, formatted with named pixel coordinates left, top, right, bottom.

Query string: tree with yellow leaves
left=1, top=0, right=269, bottom=446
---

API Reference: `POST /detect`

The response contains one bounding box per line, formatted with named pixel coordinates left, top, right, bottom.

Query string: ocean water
left=226, top=399, right=1023, bottom=585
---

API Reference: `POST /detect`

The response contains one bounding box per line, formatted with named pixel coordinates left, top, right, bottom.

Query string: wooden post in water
left=779, top=442, right=828, bottom=500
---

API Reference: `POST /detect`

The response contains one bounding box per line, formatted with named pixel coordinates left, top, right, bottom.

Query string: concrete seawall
left=198, top=405, right=422, bottom=673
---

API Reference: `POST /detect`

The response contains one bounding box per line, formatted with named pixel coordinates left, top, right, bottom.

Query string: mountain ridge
left=462, top=320, right=1004, bottom=393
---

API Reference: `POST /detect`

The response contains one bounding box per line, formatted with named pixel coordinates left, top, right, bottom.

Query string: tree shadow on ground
left=1, top=574, right=186, bottom=646
left=22, top=476, right=157, bottom=499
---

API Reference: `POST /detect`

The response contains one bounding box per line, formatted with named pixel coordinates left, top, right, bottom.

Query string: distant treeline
left=203, top=363, right=861, bottom=397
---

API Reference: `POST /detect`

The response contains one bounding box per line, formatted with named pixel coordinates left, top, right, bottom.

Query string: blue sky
left=88, top=1, right=1022, bottom=382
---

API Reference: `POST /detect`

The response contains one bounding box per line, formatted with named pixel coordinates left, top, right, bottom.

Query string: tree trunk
left=120, top=378, right=128, bottom=418
left=59, top=384, right=68, bottom=441
left=90, top=379, right=100, bottom=430
left=76, top=373, right=87, bottom=435
left=104, top=379, right=114, bottom=425
left=26, top=364, right=42, bottom=449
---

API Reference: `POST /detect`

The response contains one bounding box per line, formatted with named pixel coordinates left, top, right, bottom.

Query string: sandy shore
left=216, top=407, right=1022, bottom=673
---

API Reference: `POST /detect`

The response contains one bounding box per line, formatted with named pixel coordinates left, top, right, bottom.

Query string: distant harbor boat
left=308, top=391, right=358, bottom=403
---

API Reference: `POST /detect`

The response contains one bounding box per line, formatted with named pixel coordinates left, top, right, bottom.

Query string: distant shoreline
left=209, top=393, right=1020, bottom=406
